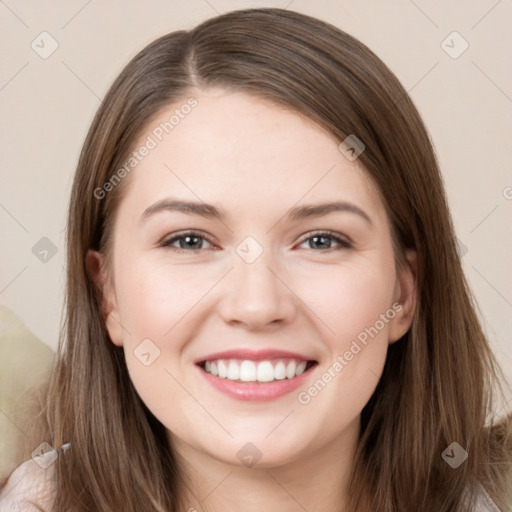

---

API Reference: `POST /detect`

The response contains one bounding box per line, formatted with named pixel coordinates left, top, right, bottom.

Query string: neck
left=170, top=417, right=365, bottom=512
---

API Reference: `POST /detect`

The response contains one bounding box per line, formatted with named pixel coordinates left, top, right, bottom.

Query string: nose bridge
left=219, top=238, right=296, bottom=328
left=235, top=247, right=276, bottom=290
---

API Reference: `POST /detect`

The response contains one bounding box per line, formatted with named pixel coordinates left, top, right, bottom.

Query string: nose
left=219, top=250, right=298, bottom=331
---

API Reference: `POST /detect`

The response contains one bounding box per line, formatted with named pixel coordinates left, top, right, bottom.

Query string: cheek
left=114, top=256, right=220, bottom=342
left=299, top=257, right=397, bottom=344
left=115, top=247, right=397, bottom=364
left=294, top=258, right=396, bottom=402
left=114, top=259, right=208, bottom=424
left=293, top=262, right=397, bottom=424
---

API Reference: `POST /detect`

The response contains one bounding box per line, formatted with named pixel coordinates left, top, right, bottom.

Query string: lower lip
left=197, top=363, right=317, bottom=401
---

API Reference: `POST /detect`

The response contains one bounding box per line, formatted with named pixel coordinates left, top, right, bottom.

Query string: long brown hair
left=27, top=8, right=512, bottom=511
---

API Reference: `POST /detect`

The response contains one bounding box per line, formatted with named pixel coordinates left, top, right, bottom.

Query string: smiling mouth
left=197, top=358, right=318, bottom=383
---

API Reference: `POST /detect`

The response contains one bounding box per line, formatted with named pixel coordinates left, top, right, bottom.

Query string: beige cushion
left=0, top=306, right=55, bottom=482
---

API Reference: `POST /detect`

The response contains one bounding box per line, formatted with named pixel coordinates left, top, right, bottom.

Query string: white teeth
left=202, top=358, right=312, bottom=382
left=256, top=361, right=275, bottom=382
left=286, top=360, right=296, bottom=379
left=296, top=361, right=307, bottom=376
left=274, top=361, right=286, bottom=380
left=218, top=360, right=228, bottom=378
left=240, top=360, right=257, bottom=382
left=227, top=360, right=240, bottom=380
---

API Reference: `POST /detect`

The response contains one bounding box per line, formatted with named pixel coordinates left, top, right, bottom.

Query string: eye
left=159, top=230, right=352, bottom=253
left=297, top=231, right=352, bottom=251
left=160, top=231, right=215, bottom=251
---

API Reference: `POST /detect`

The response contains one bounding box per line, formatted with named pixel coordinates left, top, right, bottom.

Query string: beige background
left=1, top=1, right=511, bottom=411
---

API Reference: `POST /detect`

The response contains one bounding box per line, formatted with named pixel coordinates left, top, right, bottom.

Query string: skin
left=88, top=89, right=417, bottom=512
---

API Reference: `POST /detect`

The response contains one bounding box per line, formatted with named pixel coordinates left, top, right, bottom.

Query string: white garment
left=472, top=483, right=503, bottom=512
left=0, top=452, right=59, bottom=511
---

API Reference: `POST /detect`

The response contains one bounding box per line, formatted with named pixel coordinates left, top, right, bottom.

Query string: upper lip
left=194, top=349, right=317, bottom=364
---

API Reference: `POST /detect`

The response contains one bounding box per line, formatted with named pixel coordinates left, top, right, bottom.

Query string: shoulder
left=0, top=454, right=58, bottom=512
left=471, top=484, right=503, bottom=512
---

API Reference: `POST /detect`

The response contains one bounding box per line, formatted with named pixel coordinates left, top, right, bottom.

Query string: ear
left=388, top=249, right=417, bottom=344
left=86, top=249, right=124, bottom=347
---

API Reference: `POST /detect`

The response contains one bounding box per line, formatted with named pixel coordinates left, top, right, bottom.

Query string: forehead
left=116, top=89, right=386, bottom=226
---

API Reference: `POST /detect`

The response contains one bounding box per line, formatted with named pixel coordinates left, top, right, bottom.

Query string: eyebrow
left=139, top=198, right=372, bottom=226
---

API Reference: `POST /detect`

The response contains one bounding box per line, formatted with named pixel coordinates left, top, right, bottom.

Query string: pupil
left=181, top=236, right=201, bottom=249
left=311, top=236, right=330, bottom=249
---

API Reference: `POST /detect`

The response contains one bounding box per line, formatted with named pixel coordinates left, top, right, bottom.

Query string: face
left=89, top=89, right=416, bottom=469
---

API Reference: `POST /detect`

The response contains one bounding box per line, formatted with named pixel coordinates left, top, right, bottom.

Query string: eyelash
left=159, top=230, right=353, bottom=253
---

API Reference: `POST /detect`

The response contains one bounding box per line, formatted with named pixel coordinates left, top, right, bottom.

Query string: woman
left=1, top=8, right=510, bottom=512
